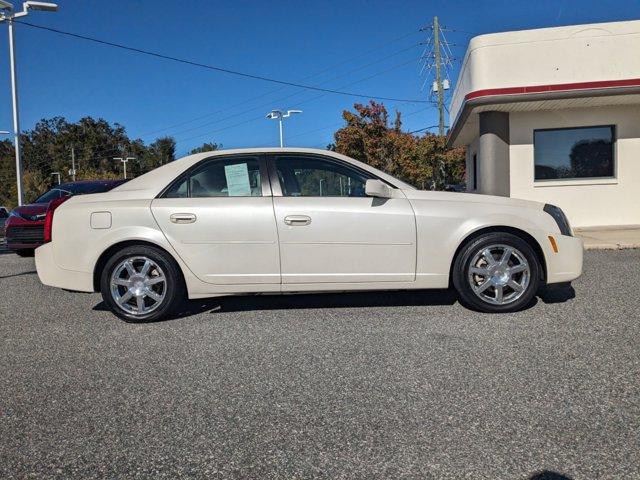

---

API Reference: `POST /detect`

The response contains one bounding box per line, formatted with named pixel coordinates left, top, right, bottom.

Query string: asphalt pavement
left=0, top=249, right=638, bottom=479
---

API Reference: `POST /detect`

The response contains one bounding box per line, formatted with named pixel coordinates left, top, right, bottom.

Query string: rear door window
left=164, top=156, right=263, bottom=198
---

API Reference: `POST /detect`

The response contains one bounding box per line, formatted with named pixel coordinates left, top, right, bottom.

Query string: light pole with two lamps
left=0, top=1, right=59, bottom=206
left=266, top=109, right=302, bottom=147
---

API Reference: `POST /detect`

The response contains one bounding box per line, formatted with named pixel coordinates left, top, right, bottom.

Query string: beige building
left=448, top=20, right=640, bottom=228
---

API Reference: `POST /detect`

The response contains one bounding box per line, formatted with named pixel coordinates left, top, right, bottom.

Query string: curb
left=582, top=243, right=640, bottom=250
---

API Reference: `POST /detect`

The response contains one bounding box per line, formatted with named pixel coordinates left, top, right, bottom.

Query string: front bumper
left=35, top=243, right=94, bottom=292
left=5, top=223, right=44, bottom=251
left=544, top=234, right=583, bottom=284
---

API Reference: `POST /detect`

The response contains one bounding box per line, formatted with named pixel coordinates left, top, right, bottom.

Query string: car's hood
left=401, top=189, right=545, bottom=210
left=11, top=203, right=48, bottom=220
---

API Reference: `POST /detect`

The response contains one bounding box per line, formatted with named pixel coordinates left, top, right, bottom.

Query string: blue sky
left=0, top=0, right=638, bottom=157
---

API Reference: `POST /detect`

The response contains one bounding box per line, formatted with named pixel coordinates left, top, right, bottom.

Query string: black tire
left=452, top=232, right=541, bottom=313
left=15, top=249, right=35, bottom=257
left=100, top=244, right=185, bottom=322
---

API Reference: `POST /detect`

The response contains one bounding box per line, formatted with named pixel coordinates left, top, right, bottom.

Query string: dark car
left=5, top=180, right=127, bottom=256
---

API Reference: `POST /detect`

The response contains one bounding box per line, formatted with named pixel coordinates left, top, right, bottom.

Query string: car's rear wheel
left=452, top=232, right=541, bottom=313
left=100, top=245, right=185, bottom=322
left=15, top=249, right=35, bottom=257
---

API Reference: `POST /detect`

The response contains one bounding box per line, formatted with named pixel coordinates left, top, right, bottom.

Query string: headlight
left=543, top=204, right=572, bottom=236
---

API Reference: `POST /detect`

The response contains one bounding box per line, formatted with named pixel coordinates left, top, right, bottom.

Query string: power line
left=134, top=30, right=422, bottom=139
left=409, top=125, right=445, bottom=134
left=16, top=20, right=428, bottom=104
left=172, top=56, right=422, bottom=148
left=155, top=46, right=421, bottom=141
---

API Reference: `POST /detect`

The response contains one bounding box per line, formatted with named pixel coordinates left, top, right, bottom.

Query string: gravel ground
left=0, top=249, right=638, bottom=479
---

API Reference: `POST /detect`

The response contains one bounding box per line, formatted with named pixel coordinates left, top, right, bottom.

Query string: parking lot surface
left=0, top=250, right=638, bottom=479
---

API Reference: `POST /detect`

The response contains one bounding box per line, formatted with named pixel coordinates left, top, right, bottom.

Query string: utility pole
left=419, top=16, right=452, bottom=189
left=70, top=146, right=76, bottom=181
left=114, top=156, right=135, bottom=179
left=433, top=16, right=445, bottom=137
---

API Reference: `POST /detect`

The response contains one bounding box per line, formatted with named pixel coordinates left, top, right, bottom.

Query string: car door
left=269, top=153, right=416, bottom=285
left=151, top=154, right=280, bottom=285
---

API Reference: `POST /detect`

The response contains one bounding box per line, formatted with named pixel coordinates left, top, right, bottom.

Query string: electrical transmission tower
left=419, top=16, right=455, bottom=136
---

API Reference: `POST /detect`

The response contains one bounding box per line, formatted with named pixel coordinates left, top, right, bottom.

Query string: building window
left=534, top=125, right=615, bottom=181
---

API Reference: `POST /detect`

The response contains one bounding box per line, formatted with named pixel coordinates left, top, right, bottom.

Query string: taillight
left=43, top=196, right=70, bottom=243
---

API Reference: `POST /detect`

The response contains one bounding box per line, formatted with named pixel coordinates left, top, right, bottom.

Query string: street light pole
left=113, top=157, right=135, bottom=179
left=266, top=109, right=302, bottom=147
left=0, top=1, right=59, bottom=206
left=7, top=16, right=23, bottom=205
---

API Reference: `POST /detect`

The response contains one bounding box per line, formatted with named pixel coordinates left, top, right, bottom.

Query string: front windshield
left=34, top=188, right=71, bottom=204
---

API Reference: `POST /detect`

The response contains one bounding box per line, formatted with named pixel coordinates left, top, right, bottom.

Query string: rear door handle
left=170, top=213, right=196, bottom=224
left=284, top=215, right=311, bottom=226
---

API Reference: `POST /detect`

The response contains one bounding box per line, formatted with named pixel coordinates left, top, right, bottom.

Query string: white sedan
left=35, top=148, right=583, bottom=321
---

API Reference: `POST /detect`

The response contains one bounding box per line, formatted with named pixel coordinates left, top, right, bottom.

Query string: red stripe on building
left=464, top=78, right=640, bottom=101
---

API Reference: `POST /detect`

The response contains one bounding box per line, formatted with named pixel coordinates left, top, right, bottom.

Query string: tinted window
left=534, top=126, right=615, bottom=180
left=66, top=182, right=122, bottom=195
left=275, top=156, right=373, bottom=197
left=35, top=188, right=69, bottom=203
left=34, top=182, right=122, bottom=203
left=0, top=209, right=8, bottom=219
left=165, top=156, right=262, bottom=198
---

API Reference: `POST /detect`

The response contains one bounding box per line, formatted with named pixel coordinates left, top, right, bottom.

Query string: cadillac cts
left=35, top=148, right=583, bottom=321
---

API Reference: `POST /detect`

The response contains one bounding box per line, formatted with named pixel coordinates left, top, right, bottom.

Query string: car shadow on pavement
left=0, top=270, right=37, bottom=279
left=529, top=470, right=573, bottom=480
left=93, top=289, right=459, bottom=322
left=93, top=284, right=577, bottom=322
left=537, top=282, right=576, bottom=304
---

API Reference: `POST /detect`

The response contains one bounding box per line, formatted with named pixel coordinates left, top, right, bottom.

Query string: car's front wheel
left=452, top=232, right=541, bottom=313
left=100, top=245, right=185, bottom=322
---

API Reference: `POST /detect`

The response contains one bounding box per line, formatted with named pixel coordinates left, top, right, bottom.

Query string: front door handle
left=170, top=213, right=197, bottom=224
left=284, top=215, right=311, bottom=226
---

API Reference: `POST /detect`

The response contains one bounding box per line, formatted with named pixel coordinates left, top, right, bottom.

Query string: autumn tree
left=330, top=101, right=465, bottom=189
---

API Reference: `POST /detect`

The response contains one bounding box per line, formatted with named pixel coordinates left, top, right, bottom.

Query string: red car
left=5, top=180, right=126, bottom=256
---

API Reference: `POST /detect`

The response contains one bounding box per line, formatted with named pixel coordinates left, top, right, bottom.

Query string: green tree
left=189, top=142, right=220, bottom=155
left=0, top=117, right=178, bottom=209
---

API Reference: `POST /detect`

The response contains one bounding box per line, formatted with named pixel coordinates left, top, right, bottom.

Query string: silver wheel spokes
left=468, top=244, right=530, bottom=306
left=110, top=256, right=166, bottom=315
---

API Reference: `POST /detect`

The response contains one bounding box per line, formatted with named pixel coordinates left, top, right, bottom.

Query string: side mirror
left=365, top=179, right=392, bottom=198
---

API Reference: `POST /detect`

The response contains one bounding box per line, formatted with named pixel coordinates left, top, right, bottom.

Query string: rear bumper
left=544, top=234, right=583, bottom=284
left=35, top=243, right=94, bottom=292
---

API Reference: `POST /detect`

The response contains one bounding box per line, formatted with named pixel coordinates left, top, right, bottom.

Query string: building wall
left=450, top=20, right=640, bottom=122
left=509, top=105, right=640, bottom=228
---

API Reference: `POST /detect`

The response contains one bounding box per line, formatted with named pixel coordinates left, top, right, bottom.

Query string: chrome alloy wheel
left=110, top=256, right=167, bottom=316
left=467, top=244, right=531, bottom=306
